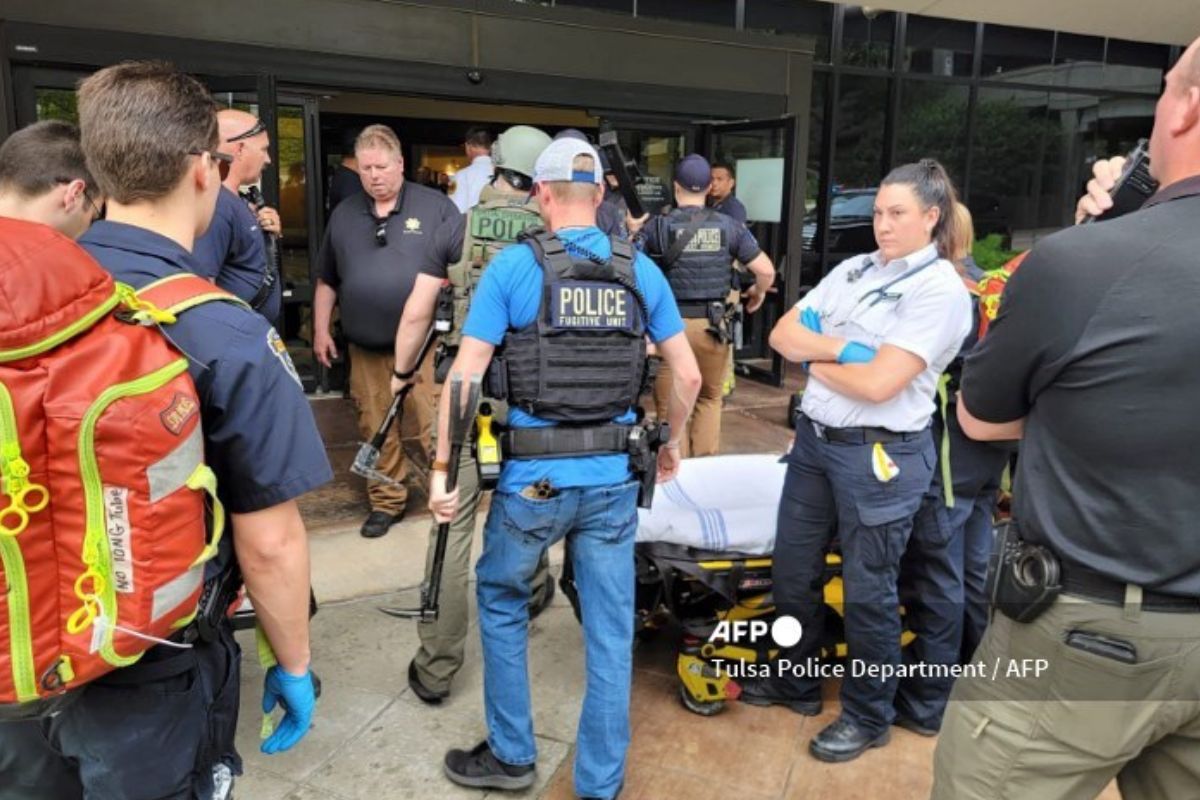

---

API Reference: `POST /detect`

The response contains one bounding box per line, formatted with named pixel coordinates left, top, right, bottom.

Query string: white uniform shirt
left=449, top=155, right=494, bottom=212
left=797, top=242, right=972, bottom=432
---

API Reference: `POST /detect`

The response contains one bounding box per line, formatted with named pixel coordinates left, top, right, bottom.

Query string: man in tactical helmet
left=433, top=136, right=700, bottom=800
left=632, top=153, right=775, bottom=456
left=390, top=124, right=557, bottom=704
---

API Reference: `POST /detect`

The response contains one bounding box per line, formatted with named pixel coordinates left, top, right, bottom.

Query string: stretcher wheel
left=678, top=684, right=725, bottom=717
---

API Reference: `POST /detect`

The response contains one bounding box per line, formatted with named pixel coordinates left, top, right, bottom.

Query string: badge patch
left=550, top=282, right=634, bottom=330
left=267, top=328, right=303, bottom=388
left=159, top=392, right=199, bottom=436
left=404, top=217, right=422, bottom=233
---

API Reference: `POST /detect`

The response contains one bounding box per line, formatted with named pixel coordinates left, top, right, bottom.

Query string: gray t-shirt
left=961, top=177, right=1200, bottom=595
left=318, top=182, right=458, bottom=350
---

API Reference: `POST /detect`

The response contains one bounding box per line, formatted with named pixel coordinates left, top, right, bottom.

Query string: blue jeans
left=476, top=481, right=639, bottom=800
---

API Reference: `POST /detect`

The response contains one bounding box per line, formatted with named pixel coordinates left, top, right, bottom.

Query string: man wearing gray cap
left=432, top=137, right=700, bottom=799
left=633, top=153, right=775, bottom=456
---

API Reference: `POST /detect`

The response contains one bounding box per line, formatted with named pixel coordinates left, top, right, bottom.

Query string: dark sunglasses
left=82, top=188, right=105, bottom=222
left=374, top=218, right=388, bottom=247
left=187, top=148, right=235, bottom=167
left=226, top=119, right=268, bottom=142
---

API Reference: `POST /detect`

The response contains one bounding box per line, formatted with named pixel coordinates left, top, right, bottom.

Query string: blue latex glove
left=800, top=307, right=823, bottom=334
left=837, top=341, right=877, bottom=364
left=261, top=665, right=316, bottom=754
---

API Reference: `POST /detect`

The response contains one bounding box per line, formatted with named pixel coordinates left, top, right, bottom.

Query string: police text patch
left=678, top=226, right=723, bottom=254
left=470, top=207, right=538, bottom=242
left=550, top=282, right=634, bottom=330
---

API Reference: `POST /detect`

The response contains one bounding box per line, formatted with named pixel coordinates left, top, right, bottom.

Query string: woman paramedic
left=738, top=159, right=973, bottom=765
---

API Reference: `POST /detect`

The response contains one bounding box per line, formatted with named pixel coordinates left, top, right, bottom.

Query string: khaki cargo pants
left=932, top=593, right=1200, bottom=800
left=653, top=317, right=729, bottom=458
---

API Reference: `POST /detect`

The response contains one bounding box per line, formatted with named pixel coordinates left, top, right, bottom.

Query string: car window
left=831, top=192, right=877, bottom=219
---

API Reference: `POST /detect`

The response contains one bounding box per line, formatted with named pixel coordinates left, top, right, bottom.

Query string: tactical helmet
left=492, top=125, right=553, bottom=180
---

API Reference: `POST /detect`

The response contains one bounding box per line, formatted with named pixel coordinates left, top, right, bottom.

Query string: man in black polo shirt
left=314, top=123, right=458, bottom=538
left=932, top=39, right=1200, bottom=800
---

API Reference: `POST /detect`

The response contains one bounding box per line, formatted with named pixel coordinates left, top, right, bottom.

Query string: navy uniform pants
left=773, top=417, right=935, bottom=736
left=0, top=623, right=242, bottom=800
left=895, top=406, right=1011, bottom=730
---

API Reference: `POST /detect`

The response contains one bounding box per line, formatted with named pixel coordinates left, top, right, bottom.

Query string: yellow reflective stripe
left=0, top=285, right=122, bottom=363
left=937, top=374, right=955, bottom=509
left=0, top=537, right=37, bottom=701
left=185, top=464, right=225, bottom=568
left=77, top=358, right=190, bottom=668
left=162, top=293, right=249, bottom=316
left=0, top=381, right=38, bottom=701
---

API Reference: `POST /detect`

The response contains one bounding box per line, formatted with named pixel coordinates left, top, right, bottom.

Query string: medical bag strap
left=663, top=209, right=715, bottom=267
left=936, top=374, right=955, bottom=509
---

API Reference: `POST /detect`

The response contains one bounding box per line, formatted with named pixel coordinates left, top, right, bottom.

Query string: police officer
left=192, top=108, right=283, bottom=326
left=934, top=39, right=1200, bottom=799
left=553, top=128, right=628, bottom=240
left=313, top=124, right=459, bottom=537
left=634, top=153, right=774, bottom=457
left=893, top=202, right=1012, bottom=736
left=0, top=61, right=332, bottom=800
left=707, top=161, right=747, bottom=226
left=739, top=159, right=971, bottom=764
left=433, top=138, right=700, bottom=799
left=390, top=124, right=557, bottom=704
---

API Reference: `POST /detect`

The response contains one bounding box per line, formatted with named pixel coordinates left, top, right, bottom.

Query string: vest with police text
left=652, top=206, right=735, bottom=303
left=445, top=191, right=543, bottom=349
left=494, top=230, right=648, bottom=423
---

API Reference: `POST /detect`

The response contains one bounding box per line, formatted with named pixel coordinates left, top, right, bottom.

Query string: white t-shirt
left=796, top=242, right=972, bottom=432
left=449, top=155, right=494, bottom=212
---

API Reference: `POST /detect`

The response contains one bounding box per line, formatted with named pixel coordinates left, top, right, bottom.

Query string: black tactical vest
left=652, top=206, right=735, bottom=303
left=491, top=229, right=649, bottom=423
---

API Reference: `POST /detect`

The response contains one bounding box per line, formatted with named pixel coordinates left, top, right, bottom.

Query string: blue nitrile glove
left=798, top=308, right=822, bottom=372
left=837, top=341, right=877, bottom=364
left=261, top=665, right=317, bottom=754
left=800, top=307, right=823, bottom=334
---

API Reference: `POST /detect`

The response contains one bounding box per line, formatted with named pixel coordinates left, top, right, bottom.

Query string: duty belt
left=800, top=414, right=925, bottom=445
left=1060, top=559, right=1200, bottom=613
left=676, top=300, right=725, bottom=319
left=502, top=424, right=635, bottom=459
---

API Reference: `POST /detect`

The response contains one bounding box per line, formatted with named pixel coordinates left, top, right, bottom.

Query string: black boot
left=809, top=716, right=891, bottom=763
left=738, top=674, right=822, bottom=716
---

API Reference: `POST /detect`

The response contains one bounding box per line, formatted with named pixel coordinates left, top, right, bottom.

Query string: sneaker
left=360, top=509, right=404, bottom=538
left=809, top=716, right=891, bottom=763
left=407, top=659, right=448, bottom=705
left=444, top=741, right=535, bottom=791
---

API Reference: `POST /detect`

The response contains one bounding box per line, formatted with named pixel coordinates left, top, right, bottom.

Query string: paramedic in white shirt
left=449, top=126, right=495, bottom=212
left=739, top=159, right=972, bottom=765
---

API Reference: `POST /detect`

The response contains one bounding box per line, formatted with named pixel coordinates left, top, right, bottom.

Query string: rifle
left=598, top=131, right=647, bottom=219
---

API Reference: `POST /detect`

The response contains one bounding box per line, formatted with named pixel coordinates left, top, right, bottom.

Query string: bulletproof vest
left=492, top=230, right=649, bottom=423
left=444, top=191, right=543, bottom=348
left=652, top=206, right=735, bottom=303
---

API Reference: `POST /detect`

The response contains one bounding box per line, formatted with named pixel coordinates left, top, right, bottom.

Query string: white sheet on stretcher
left=636, top=453, right=786, bottom=555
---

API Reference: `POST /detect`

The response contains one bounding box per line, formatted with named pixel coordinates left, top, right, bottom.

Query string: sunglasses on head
left=226, top=119, right=268, bottom=142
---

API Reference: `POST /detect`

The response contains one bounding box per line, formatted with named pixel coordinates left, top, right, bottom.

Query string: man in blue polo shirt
left=0, top=61, right=331, bottom=800
left=192, top=108, right=283, bottom=325
left=433, top=138, right=700, bottom=800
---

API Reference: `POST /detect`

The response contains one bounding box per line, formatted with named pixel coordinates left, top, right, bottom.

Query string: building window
left=1051, top=33, right=1106, bottom=91
left=35, top=88, right=78, bottom=124
left=895, top=80, right=970, bottom=185
left=745, top=0, right=834, bottom=62
left=904, top=16, right=975, bottom=77
left=980, top=24, right=1055, bottom=82
left=638, top=0, right=736, bottom=27
left=841, top=6, right=897, bottom=70
left=1105, top=38, right=1168, bottom=95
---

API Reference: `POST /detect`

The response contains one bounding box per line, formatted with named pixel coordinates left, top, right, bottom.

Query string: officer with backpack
left=631, top=153, right=775, bottom=457
left=431, top=138, right=700, bottom=799
left=390, top=124, right=557, bottom=704
left=0, top=61, right=331, bottom=800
